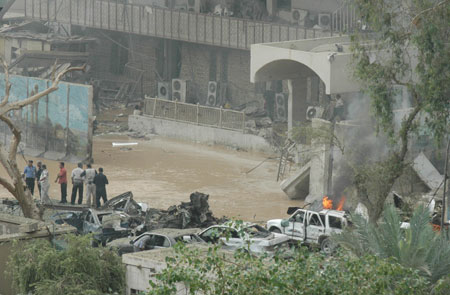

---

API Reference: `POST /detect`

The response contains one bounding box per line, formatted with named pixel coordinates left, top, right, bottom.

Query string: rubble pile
left=145, top=192, right=226, bottom=230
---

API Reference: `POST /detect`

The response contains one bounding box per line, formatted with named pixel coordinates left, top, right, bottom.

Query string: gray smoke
left=330, top=89, right=410, bottom=199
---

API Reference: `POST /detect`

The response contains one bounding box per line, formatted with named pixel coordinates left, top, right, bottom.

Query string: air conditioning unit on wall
left=172, top=79, right=188, bottom=102
left=275, top=93, right=287, bottom=122
left=291, top=9, right=308, bottom=26
left=318, top=13, right=331, bottom=29
left=157, top=82, right=170, bottom=100
left=306, top=106, right=325, bottom=121
left=206, top=81, right=218, bottom=107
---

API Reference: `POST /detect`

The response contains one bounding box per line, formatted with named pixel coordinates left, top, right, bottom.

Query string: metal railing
left=23, top=0, right=341, bottom=50
left=144, top=98, right=245, bottom=132
left=331, top=3, right=358, bottom=33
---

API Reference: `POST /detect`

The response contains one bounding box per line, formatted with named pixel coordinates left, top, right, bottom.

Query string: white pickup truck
left=266, top=208, right=348, bottom=254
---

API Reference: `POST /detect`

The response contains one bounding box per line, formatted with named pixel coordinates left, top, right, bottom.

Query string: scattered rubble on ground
left=0, top=191, right=226, bottom=245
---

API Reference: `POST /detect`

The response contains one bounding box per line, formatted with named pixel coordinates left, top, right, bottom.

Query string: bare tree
left=0, top=59, right=85, bottom=220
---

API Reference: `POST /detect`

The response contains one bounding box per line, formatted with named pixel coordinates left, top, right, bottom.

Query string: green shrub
left=7, top=234, right=125, bottom=295
left=333, top=205, right=450, bottom=283
left=148, top=244, right=429, bottom=295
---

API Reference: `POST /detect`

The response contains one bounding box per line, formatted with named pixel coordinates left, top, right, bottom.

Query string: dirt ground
left=0, top=135, right=300, bottom=221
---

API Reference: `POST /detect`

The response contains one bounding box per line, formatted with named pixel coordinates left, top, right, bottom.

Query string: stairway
left=277, top=139, right=297, bottom=182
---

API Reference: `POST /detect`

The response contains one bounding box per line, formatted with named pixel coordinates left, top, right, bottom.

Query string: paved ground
left=0, top=134, right=300, bottom=222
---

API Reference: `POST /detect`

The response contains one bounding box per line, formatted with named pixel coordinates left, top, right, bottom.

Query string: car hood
left=250, top=233, right=290, bottom=246
left=107, top=236, right=134, bottom=248
left=247, top=233, right=290, bottom=253
left=267, top=219, right=283, bottom=225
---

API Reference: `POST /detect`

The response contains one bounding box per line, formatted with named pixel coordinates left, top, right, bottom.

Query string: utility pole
left=440, top=138, right=450, bottom=230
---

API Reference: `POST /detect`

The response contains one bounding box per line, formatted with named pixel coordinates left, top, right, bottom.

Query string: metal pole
left=174, top=100, right=177, bottom=120
left=196, top=103, right=199, bottom=125
left=441, top=138, right=450, bottom=230
left=152, top=98, right=157, bottom=117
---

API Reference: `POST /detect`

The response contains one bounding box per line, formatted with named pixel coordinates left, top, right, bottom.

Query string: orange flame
left=336, top=196, right=346, bottom=211
left=322, top=196, right=333, bottom=209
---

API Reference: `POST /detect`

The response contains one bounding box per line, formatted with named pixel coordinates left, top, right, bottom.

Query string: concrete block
left=412, top=152, right=444, bottom=191
left=19, top=221, right=39, bottom=233
left=280, top=161, right=311, bottom=200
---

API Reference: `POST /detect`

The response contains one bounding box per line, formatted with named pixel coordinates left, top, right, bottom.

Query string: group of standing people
left=23, top=161, right=109, bottom=208
left=23, top=160, right=50, bottom=204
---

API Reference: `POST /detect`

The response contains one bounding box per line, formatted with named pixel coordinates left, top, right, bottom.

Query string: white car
left=197, top=221, right=291, bottom=254
left=107, top=228, right=204, bottom=255
left=266, top=209, right=348, bottom=254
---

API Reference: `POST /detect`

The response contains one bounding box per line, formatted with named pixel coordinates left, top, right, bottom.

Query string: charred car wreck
left=51, top=191, right=225, bottom=245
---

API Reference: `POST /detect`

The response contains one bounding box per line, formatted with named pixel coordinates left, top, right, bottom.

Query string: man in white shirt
left=70, top=163, right=85, bottom=205
left=82, top=164, right=97, bottom=208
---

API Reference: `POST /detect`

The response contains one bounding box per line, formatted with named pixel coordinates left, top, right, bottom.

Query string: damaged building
left=0, top=0, right=446, bottom=212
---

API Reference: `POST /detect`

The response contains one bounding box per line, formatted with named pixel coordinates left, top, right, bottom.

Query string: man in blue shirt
left=23, top=160, right=36, bottom=195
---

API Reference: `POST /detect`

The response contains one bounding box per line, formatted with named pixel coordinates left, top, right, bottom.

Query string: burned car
left=197, top=221, right=291, bottom=254
left=51, top=192, right=145, bottom=245
left=107, top=228, right=204, bottom=255
left=99, top=191, right=145, bottom=216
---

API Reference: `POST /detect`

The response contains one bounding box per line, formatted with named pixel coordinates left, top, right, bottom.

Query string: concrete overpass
left=251, top=36, right=361, bottom=130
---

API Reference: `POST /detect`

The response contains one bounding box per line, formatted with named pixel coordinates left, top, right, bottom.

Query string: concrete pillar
left=287, top=78, right=308, bottom=132
left=266, top=0, right=277, bottom=16
left=306, top=118, right=332, bottom=203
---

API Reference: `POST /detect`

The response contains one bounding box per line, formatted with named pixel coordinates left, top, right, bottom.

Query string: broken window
left=328, top=216, right=343, bottom=229
left=151, top=235, right=169, bottom=247
left=86, top=212, right=95, bottom=224
left=292, top=211, right=305, bottom=223
left=309, top=213, right=323, bottom=227
left=227, top=229, right=240, bottom=239
left=200, top=227, right=224, bottom=243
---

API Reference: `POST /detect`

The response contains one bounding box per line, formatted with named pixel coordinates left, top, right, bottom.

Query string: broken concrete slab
left=412, top=152, right=444, bottom=192
left=280, top=161, right=311, bottom=200
left=0, top=213, right=40, bottom=234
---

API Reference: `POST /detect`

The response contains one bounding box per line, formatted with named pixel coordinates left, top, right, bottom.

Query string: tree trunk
left=0, top=62, right=84, bottom=220
left=14, top=176, right=42, bottom=220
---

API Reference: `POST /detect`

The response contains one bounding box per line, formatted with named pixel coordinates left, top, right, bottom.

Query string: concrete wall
left=0, top=74, right=93, bottom=161
left=129, top=115, right=274, bottom=153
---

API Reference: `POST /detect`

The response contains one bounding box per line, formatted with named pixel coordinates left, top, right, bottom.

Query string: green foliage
left=351, top=0, right=450, bottom=142
left=333, top=205, right=450, bottom=283
left=344, top=0, right=450, bottom=222
left=7, top=234, right=125, bottom=295
left=148, top=243, right=429, bottom=295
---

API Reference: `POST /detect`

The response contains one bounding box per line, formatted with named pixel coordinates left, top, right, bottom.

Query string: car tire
left=269, top=227, right=282, bottom=234
left=320, top=238, right=336, bottom=255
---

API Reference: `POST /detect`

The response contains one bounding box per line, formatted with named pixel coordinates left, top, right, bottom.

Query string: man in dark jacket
left=94, top=167, right=109, bottom=208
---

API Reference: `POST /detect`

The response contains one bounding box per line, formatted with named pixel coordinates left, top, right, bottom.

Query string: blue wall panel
left=0, top=74, right=92, bottom=160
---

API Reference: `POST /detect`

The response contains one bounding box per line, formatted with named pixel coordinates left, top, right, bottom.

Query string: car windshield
left=244, top=225, right=271, bottom=238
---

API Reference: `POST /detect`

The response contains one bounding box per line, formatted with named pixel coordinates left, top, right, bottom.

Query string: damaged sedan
left=107, top=228, right=204, bottom=255
left=197, top=221, right=291, bottom=254
left=51, top=192, right=146, bottom=245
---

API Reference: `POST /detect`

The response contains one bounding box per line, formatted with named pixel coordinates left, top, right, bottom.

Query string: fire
left=336, top=196, right=346, bottom=211
left=322, top=195, right=346, bottom=211
left=322, top=196, right=333, bottom=209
